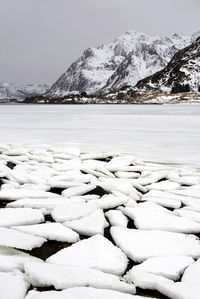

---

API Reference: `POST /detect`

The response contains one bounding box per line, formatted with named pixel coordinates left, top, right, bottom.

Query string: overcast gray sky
left=0, top=0, right=199, bottom=85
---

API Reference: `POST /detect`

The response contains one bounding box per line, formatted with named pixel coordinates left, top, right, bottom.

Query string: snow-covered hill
left=46, top=31, right=191, bottom=98
left=135, top=36, right=200, bottom=93
left=0, top=82, right=49, bottom=101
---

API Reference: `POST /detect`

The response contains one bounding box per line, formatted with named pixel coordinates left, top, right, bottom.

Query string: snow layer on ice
left=47, top=234, right=128, bottom=275
left=174, top=208, right=200, bottom=223
left=0, top=247, right=42, bottom=272
left=89, top=194, right=129, bottom=209
left=61, top=184, right=96, bottom=197
left=127, top=256, right=194, bottom=280
left=7, top=197, right=84, bottom=210
left=24, top=261, right=136, bottom=294
left=11, top=222, right=79, bottom=243
left=122, top=205, right=200, bottom=233
left=0, top=189, right=58, bottom=201
left=0, top=227, right=46, bottom=250
left=146, top=181, right=180, bottom=191
left=51, top=201, right=96, bottom=222
left=0, top=272, right=29, bottom=299
left=105, top=210, right=128, bottom=227
left=111, top=227, right=200, bottom=262
left=127, top=269, right=200, bottom=299
left=0, top=208, right=44, bottom=227
left=25, top=287, right=148, bottom=299
left=64, top=209, right=108, bottom=236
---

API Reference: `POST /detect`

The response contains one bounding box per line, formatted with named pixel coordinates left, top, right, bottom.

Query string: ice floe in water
left=24, top=261, right=136, bottom=294
left=47, top=234, right=128, bottom=275
left=122, top=204, right=200, bottom=233
left=0, top=247, right=42, bottom=272
left=126, top=256, right=194, bottom=280
left=111, top=227, right=200, bottom=262
left=11, top=222, right=80, bottom=242
left=25, top=287, right=148, bottom=299
left=0, top=208, right=44, bottom=227
left=0, top=227, right=46, bottom=250
left=0, top=272, right=29, bottom=299
left=64, top=209, right=108, bottom=236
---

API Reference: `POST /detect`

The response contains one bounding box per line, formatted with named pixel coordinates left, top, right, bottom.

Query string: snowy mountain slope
left=45, top=31, right=191, bottom=98
left=100, top=34, right=191, bottom=93
left=135, top=36, right=200, bottom=93
left=0, top=82, right=49, bottom=100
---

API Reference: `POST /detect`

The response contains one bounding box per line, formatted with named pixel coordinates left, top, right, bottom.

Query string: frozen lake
left=0, top=104, right=200, bottom=166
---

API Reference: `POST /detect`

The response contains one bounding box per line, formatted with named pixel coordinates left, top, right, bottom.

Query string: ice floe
left=24, top=261, right=136, bottom=293
left=111, top=227, right=200, bottom=262
left=47, top=234, right=128, bottom=275
left=25, top=287, right=148, bottom=299
left=0, top=208, right=44, bottom=227
left=11, top=222, right=80, bottom=242
left=0, top=227, right=46, bottom=250
left=0, top=271, right=29, bottom=299
left=64, top=209, right=108, bottom=236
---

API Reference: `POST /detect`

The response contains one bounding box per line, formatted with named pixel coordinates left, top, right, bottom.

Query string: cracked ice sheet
left=0, top=227, right=46, bottom=250
left=11, top=222, right=79, bottom=243
left=25, top=287, right=150, bottom=299
left=24, top=262, right=136, bottom=294
left=0, top=247, right=42, bottom=272
left=0, top=208, right=44, bottom=227
left=64, top=209, right=108, bottom=236
left=126, top=256, right=194, bottom=280
left=111, top=227, right=200, bottom=263
left=0, top=272, right=29, bottom=299
left=122, top=205, right=200, bottom=233
left=47, top=234, right=128, bottom=276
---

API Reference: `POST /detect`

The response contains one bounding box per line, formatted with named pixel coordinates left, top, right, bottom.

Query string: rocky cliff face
left=0, top=82, right=49, bottom=100
left=135, top=36, right=200, bottom=93
left=45, top=31, right=191, bottom=98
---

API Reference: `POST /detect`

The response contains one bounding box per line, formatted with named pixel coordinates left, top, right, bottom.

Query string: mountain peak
left=45, top=31, right=191, bottom=98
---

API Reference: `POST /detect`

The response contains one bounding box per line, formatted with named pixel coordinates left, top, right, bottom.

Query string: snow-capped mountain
left=135, top=36, right=200, bottom=93
left=0, top=82, right=49, bottom=100
left=45, top=31, right=191, bottom=98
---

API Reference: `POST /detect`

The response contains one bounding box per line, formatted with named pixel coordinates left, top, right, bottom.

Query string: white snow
left=0, top=227, right=46, bottom=250
left=0, top=247, right=42, bottom=272
left=105, top=210, right=128, bottom=227
left=111, top=227, right=200, bottom=262
left=0, top=208, right=44, bottom=227
left=64, top=209, right=108, bottom=236
left=0, top=272, right=29, bottom=299
left=47, top=234, right=128, bottom=275
left=11, top=222, right=80, bottom=242
left=127, top=256, right=194, bottom=280
left=25, top=287, right=147, bottom=299
left=51, top=202, right=96, bottom=222
left=122, top=205, right=200, bottom=233
left=24, top=261, right=136, bottom=294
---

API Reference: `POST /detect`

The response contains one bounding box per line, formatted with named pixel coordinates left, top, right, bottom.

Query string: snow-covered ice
left=64, top=209, right=108, bottom=236
left=11, top=222, right=80, bottom=242
left=25, top=287, right=148, bottom=299
left=47, top=234, right=128, bottom=275
left=0, top=208, right=44, bottom=227
left=0, top=272, right=29, bottom=299
left=111, top=227, right=200, bottom=262
left=24, top=261, right=136, bottom=293
left=0, top=227, right=46, bottom=250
